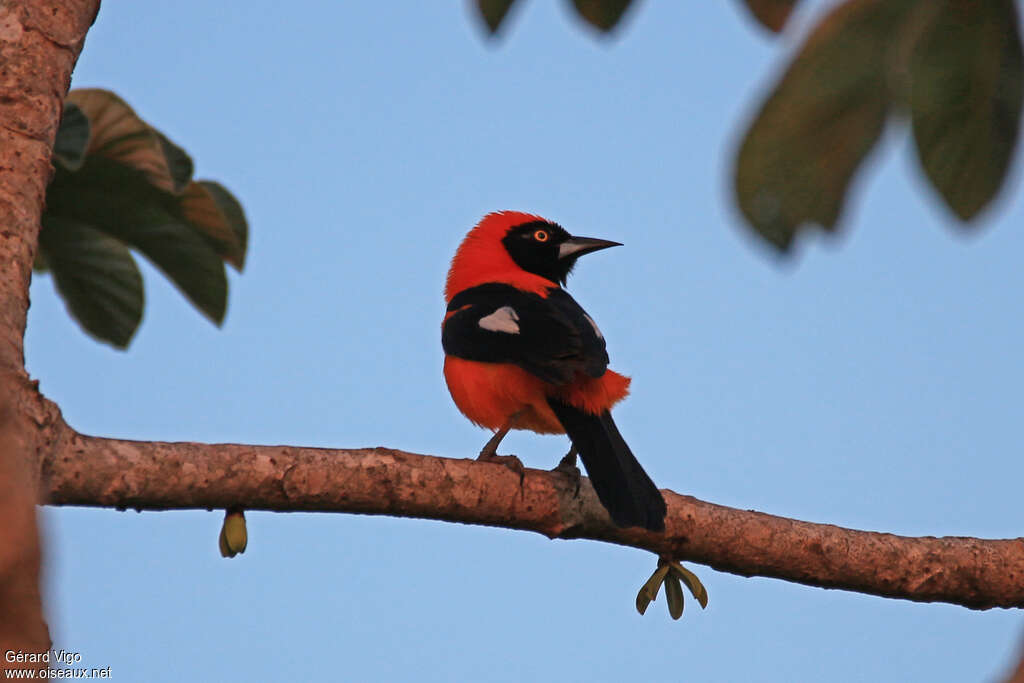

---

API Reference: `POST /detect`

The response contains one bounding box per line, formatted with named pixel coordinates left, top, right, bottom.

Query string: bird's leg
left=478, top=414, right=525, bottom=484
left=478, top=422, right=512, bottom=459
left=553, top=444, right=581, bottom=496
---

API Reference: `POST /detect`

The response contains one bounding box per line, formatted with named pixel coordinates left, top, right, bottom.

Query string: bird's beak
left=558, top=236, right=622, bottom=260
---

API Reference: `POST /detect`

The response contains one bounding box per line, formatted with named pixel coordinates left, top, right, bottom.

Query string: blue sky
left=25, top=1, right=1024, bottom=681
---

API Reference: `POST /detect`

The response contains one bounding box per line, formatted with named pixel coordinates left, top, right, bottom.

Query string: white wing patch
left=479, top=306, right=520, bottom=334
left=584, top=313, right=603, bottom=339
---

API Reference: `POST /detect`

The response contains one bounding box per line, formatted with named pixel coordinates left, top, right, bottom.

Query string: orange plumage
left=443, top=357, right=631, bottom=434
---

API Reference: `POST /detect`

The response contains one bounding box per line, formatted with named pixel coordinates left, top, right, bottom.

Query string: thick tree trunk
left=0, top=0, right=98, bottom=669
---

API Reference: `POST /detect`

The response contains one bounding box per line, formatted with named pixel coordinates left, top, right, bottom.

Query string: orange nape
left=443, top=356, right=631, bottom=433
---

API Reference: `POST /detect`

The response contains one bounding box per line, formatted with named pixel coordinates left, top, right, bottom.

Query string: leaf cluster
left=39, top=89, right=248, bottom=347
left=475, top=0, right=1024, bottom=252
left=635, top=558, right=709, bottom=621
left=736, top=0, right=1023, bottom=250
left=476, top=0, right=635, bottom=35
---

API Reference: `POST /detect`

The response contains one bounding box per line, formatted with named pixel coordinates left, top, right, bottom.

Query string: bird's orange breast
left=443, top=356, right=631, bottom=434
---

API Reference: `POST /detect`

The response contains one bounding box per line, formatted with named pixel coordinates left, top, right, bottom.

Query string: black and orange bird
left=442, top=211, right=666, bottom=531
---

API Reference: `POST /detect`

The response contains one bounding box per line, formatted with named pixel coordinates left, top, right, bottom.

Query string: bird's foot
left=552, top=449, right=581, bottom=497
left=477, top=450, right=526, bottom=485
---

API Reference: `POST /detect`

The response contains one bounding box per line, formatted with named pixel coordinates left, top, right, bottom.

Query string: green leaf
left=53, top=103, right=90, bottom=171
left=32, top=249, right=48, bottom=273
left=668, top=561, right=709, bottom=609
left=154, top=130, right=194, bottom=194
left=124, top=217, right=228, bottom=324
left=38, top=215, right=143, bottom=348
left=181, top=181, right=249, bottom=270
left=476, top=0, right=518, bottom=34
left=635, top=587, right=653, bottom=615
left=909, top=0, right=1023, bottom=221
left=664, top=573, right=685, bottom=620
left=571, top=0, right=633, bottom=32
left=739, top=0, right=800, bottom=33
left=735, top=0, right=915, bottom=251
left=66, top=88, right=195, bottom=195
left=44, top=88, right=246, bottom=349
left=635, top=564, right=670, bottom=616
left=46, top=159, right=228, bottom=324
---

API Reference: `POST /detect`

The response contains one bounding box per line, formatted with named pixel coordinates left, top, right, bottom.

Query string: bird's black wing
left=442, top=283, right=608, bottom=385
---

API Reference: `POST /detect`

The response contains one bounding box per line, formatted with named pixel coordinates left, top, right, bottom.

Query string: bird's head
left=445, top=211, right=621, bottom=301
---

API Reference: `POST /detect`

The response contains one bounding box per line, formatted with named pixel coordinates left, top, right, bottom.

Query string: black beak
left=557, top=236, right=622, bottom=260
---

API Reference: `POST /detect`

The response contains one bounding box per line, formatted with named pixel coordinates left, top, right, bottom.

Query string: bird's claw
left=552, top=455, right=581, bottom=497
left=478, top=451, right=526, bottom=486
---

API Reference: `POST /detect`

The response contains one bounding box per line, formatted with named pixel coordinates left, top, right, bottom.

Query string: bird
left=442, top=211, right=667, bottom=531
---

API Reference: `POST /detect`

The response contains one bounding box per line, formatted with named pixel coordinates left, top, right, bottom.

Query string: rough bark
left=0, top=399, right=49, bottom=671
left=0, top=0, right=97, bottom=665
left=36, top=422, right=1024, bottom=611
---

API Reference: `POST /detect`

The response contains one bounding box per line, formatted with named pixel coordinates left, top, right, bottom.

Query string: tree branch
left=38, top=418, right=1024, bottom=611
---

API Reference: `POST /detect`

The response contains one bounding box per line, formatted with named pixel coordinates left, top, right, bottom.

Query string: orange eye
left=533, top=230, right=549, bottom=242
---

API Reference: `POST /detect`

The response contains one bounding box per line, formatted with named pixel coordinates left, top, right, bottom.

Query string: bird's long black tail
left=547, top=398, right=666, bottom=531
